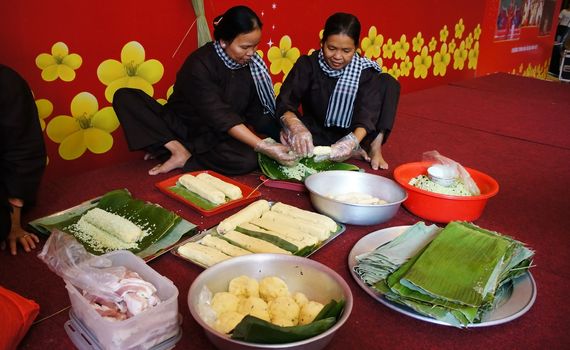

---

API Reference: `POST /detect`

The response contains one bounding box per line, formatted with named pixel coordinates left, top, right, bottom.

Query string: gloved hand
left=254, top=138, right=298, bottom=167
left=330, top=132, right=360, bottom=162
left=280, top=115, right=314, bottom=157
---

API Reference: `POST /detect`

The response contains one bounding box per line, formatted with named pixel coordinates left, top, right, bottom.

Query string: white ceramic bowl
left=304, top=170, right=407, bottom=225
left=188, top=254, right=353, bottom=350
left=427, top=164, right=458, bottom=187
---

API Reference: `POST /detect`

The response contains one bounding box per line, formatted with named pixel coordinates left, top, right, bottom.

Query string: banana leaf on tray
left=258, top=153, right=360, bottom=181
left=29, top=189, right=197, bottom=260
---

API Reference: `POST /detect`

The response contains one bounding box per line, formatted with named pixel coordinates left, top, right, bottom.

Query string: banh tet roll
left=178, top=241, right=231, bottom=267
left=223, top=230, right=291, bottom=255
left=196, top=173, right=243, bottom=200
left=260, top=211, right=331, bottom=240
left=179, top=174, right=226, bottom=205
left=81, top=207, right=142, bottom=243
left=200, top=234, right=252, bottom=257
left=216, top=200, right=271, bottom=234
left=270, top=202, right=337, bottom=232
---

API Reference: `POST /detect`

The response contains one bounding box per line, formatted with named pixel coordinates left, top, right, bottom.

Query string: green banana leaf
left=258, top=153, right=360, bottom=181
left=29, top=189, right=196, bottom=259
left=168, top=182, right=218, bottom=210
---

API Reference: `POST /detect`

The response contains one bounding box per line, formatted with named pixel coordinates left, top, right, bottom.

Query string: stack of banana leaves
left=354, top=221, right=534, bottom=327
left=258, top=153, right=359, bottom=181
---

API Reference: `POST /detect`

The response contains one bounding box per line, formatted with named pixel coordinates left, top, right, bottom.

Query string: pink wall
left=0, top=0, right=560, bottom=179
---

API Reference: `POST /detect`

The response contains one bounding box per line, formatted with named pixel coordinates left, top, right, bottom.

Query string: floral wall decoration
left=0, top=0, right=559, bottom=179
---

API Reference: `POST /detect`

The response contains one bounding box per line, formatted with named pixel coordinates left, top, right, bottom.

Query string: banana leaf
left=258, top=153, right=360, bottom=181
left=29, top=189, right=196, bottom=259
left=168, top=182, right=218, bottom=210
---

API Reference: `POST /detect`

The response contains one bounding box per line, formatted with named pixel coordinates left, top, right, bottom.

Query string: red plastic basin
left=393, top=162, right=499, bottom=223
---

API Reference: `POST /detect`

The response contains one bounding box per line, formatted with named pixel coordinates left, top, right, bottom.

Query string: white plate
left=348, top=225, right=537, bottom=327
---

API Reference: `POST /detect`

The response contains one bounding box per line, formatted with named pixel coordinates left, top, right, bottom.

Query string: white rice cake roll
left=196, top=173, right=243, bottom=200
left=179, top=174, right=226, bottom=205
left=270, top=202, right=337, bottom=233
left=260, top=211, right=330, bottom=241
left=200, top=234, right=252, bottom=257
left=178, top=242, right=231, bottom=267
left=75, top=218, right=138, bottom=251
left=313, top=146, right=331, bottom=156
left=82, top=207, right=142, bottom=243
left=223, top=230, right=291, bottom=255
left=245, top=219, right=318, bottom=248
left=217, top=200, right=270, bottom=234
left=239, top=223, right=316, bottom=250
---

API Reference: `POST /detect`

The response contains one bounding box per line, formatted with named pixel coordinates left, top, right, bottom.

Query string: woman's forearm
left=227, top=124, right=263, bottom=148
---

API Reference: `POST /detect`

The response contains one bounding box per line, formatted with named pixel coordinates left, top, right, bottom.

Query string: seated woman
left=113, top=5, right=296, bottom=176
left=276, top=12, right=400, bottom=170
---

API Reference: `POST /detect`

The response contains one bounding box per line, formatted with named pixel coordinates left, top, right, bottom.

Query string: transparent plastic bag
left=422, top=151, right=480, bottom=195
left=37, top=230, right=125, bottom=303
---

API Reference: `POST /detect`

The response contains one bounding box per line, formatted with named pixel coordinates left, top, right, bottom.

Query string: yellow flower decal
left=466, top=33, right=474, bottom=50
left=375, top=57, right=384, bottom=68
left=453, top=41, right=468, bottom=70
left=97, top=41, right=164, bottom=103
left=473, top=24, right=482, bottom=40
left=256, top=49, right=264, bottom=59
left=428, top=37, right=437, bottom=52
left=267, top=36, right=300, bottom=77
left=274, top=82, right=282, bottom=96
left=157, top=85, right=174, bottom=105
left=449, top=39, right=457, bottom=54
left=433, top=44, right=451, bottom=77
left=412, top=33, right=424, bottom=53
left=35, top=42, right=82, bottom=82
left=394, top=35, right=410, bottom=60
left=35, top=98, right=53, bottom=131
left=360, top=26, right=384, bottom=59
left=399, top=56, right=412, bottom=77
left=413, top=47, right=432, bottom=79
left=440, top=25, right=449, bottom=43
left=455, top=18, right=465, bottom=39
left=46, top=92, right=119, bottom=160
left=468, top=42, right=479, bottom=69
left=387, top=63, right=401, bottom=79
left=382, top=39, right=395, bottom=59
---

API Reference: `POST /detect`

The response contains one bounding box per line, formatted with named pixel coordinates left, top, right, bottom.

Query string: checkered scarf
left=318, top=50, right=382, bottom=128
left=214, top=41, right=275, bottom=116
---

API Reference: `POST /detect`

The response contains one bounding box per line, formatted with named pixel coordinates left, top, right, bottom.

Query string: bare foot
left=148, top=140, right=191, bottom=175
left=369, top=135, right=388, bottom=170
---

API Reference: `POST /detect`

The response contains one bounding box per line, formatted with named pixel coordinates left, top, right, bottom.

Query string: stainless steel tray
left=172, top=222, right=346, bottom=269
left=29, top=194, right=197, bottom=262
left=348, top=225, right=537, bottom=327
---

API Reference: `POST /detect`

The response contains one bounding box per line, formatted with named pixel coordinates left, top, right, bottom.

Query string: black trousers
left=112, top=88, right=261, bottom=175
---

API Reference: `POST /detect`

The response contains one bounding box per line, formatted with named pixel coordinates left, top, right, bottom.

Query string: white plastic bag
left=422, top=151, right=480, bottom=195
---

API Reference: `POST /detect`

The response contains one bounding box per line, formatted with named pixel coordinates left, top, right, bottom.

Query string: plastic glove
left=330, top=132, right=360, bottom=162
left=254, top=138, right=298, bottom=167
left=280, top=115, right=314, bottom=157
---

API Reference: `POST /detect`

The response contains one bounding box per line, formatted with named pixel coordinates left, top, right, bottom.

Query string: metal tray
left=172, top=221, right=346, bottom=269
left=29, top=194, right=197, bottom=262
left=348, top=225, right=537, bottom=327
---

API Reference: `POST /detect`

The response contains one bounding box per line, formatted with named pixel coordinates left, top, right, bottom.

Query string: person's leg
left=367, top=73, right=400, bottom=170
left=148, top=140, right=192, bottom=175
left=113, top=88, right=193, bottom=175
left=193, top=138, right=258, bottom=176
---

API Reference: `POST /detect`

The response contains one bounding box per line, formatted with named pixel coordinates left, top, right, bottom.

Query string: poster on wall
left=495, top=0, right=524, bottom=41
left=538, top=0, right=556, bottom=36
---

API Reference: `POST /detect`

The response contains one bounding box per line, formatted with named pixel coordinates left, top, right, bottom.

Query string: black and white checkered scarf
left=318, top=49, right=382, bottom=128
left=214, top=41, right=275, bottom=116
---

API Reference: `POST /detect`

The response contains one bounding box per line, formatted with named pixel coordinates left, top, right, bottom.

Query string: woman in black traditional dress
left=113, top=5, right=296, bottom=176
left=276, top=12, right=400, bottom=170
left=0, top=64, right=46, bottom=255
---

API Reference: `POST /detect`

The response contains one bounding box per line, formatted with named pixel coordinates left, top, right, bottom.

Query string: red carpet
left=2, top=73, right=569, bottom=349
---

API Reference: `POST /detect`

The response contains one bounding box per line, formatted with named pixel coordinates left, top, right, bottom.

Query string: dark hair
left=321, top=13, right=361, bottom=47
left=213, top=6, right=262, bottom=42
